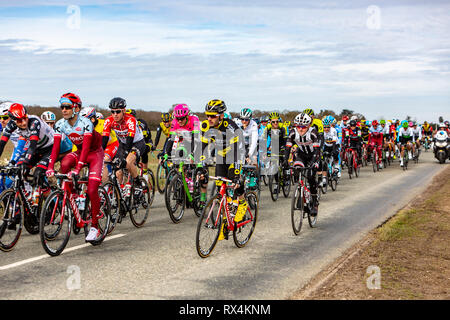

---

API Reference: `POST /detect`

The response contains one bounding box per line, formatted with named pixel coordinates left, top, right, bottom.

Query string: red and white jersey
left=102, top=113, right=144, bottom=144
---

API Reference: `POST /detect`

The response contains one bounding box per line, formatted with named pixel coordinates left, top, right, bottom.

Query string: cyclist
left=126, top=109, right=154, bottom=181
left=422, top=121, right=433, bottom=140
left=261, top=112, right=289, bottom=190
left=102, top=97, right=146, bottom=188
left=330, top=116, right=342, bottom=177
left=259, top=115, right=269, bottom=137
left=344, top=119, right=363, bottom=165
left=153, top=112, right=172, bottom=156
left=0, top=103, right=54, bottom=186
left=201, top=99, right=246, bottom=236
left=303, top=108, right=325, bottom=186
left=284, top=112, right=321, bottom=216
left=380, top=119, right=394, bottom=160
left=0, top=102, right=28, bottom=192
left=397, top=120, right=414, bottom=167
left=322, top=116, right=340, bottom=181
left=78, top=107, right=119, bottom=182
left=369, top=120, right=384, bottom=169
left=411, top=121, right=422, bottom=152
left=236, top=108, right=259, bottom=167
left=46, top=93, right=104, bottom=242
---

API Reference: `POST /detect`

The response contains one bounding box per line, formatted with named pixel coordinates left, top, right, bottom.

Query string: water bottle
left=125, top=182, right=132, bottom=198
left=78, top=193, right=86, bottom=211
left=32, top=189, right=40, bottom=206
left=304, top=188, right=310, bottom=204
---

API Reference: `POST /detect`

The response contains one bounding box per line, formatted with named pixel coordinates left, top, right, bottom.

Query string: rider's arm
left=101, top=117, right=113, bottom=150
left=153, top=125, right=162, bottom=149
left=48, top=121, right=63, bottom=171
left=22, top=119, right=42, bottom=164
left=249, top=122, right=258, bottom=158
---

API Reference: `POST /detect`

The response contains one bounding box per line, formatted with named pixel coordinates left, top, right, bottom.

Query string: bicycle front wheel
left=82, top=187, right=111, bottom=246
left=103, top=182, right=120, bottom=235
left=130, top=177, right=150, bottom=227
left=269, top=173, right=279, bottom=202
left=165, top=174, right=186, bottom=223
left=146, top=169, right=156, bottom=206
left=156, top=163, right=168, bottom=194
left=233, top=191, right=258, bottom=248
left=0, top=189, right=23, bottom=252
left=291, top=184, right=304, bottom=235
left=196, top=195, right=223, bottom=258
left=39, top=189, right=72, bottom=257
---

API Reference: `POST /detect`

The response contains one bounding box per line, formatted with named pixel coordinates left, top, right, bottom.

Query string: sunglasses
left=271, top=121, right=279, bottom=124
left=296, top=125, right=307, bottom=129
left=60, top=104, right=73, bottom=110
left=0, top=115, right=9, bottom=120
left=206, top=114, right=219, bottom=119
left=176, top=116, right=187, bottom=122
left=324, top=126, right=330, bottom=129
left=111, top=109, right=123, bottom=114
left=241, top=118, right=250, bottom=122
left=15, top=117, right=27, bottom=123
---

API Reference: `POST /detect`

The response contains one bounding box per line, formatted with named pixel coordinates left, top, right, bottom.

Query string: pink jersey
left=169, top=115, right=200, bottom=134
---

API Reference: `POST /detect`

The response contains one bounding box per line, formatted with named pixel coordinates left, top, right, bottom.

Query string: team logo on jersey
left=68, top=132, right=84, bottom=144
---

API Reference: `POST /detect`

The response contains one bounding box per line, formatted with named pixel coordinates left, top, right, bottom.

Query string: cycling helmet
left=8, top=103, right=27, bottom=120
left=269, top=112, right=280, bottom=120
left=342, top=115, right=349, bottom=121
left=401, top=120, right=408, bottom=128
left=372, top=120, right=378, bottom=127
left=408, top=121, right=413, bottom=127
left=41, top=111, right=56, bottom=122
left=109, top=97, right=127, bottom=109
left=380, top=119, right=386, bottom=125
left=0, top=102, right=13, bottom=116
left=240, top=108, right=252, bottom=119
left=173, top=103, right=190, bottom=118
left=350, top=115, right=358, bottom=121
left=61, top=92, right=82, bottom=108
left=260, top=115, right=269, bottom=123
left=161, top=112, right=172, bottom=122
left=80, top=107, right=97, bottom=119
left=303, top=108, right=314, bottom=116
left=349, top=120, right=357, bottom=127
left=294, top=113, right=312, bottom=126
left=126, top=109, right=137, bottom=117
left=323, top=117, right=331, bottom=126
left=205, top=99, right=226, bottom=115
left=96, top=112, right=104, bottom=119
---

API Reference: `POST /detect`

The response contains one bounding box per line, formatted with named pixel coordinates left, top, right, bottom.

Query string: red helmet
left=61, top=92, right=82, bottom=108
left=372, top=120, right=378, bottom=127
left=342, top=115, right=349, bottom=121
left=8, top=103, right=27, bottom=120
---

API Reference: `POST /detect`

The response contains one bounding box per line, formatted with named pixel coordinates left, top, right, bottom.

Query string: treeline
left=0, top=102, right=443, bottom=128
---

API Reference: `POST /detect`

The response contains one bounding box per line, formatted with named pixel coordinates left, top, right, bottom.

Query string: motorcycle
left=433, top=130, right=449, bottom=164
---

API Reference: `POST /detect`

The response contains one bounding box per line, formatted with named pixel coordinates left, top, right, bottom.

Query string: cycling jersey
left=235, top=118, right=259, bottom=159
left=165, top=115, right=201, bottom=160
left=397, top=127, right=414, bottom=144
left=412, top=127, right=422, bottom=140
left=324, top=127, right=338, bottom=147
left=333, top=124, right=342, bottom=145
left=102, top=113, right=144, bottom=145
left=312, top=118, right=324, bottom=134
left=0, top=115, right=54, bottom=163
left=262, top=125, right=288, bottom=157
left=361, top=126, right=370, bottom=142
left=73, top=118, right=117, bottom=151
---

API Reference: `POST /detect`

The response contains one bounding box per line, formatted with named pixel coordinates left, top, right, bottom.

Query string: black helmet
left=109, top=97, right=127, bottom=109
left=349, top=120, right=357, bottom=127
left=205, top=99, right=226, bottom=115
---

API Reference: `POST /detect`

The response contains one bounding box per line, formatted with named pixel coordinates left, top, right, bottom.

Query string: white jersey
left=323, top=127, right=338, bottom=147
left=412, top=127, right=422, bottom=140
left=2, top=127, right=20, bottom=147
left=235, top=118, right=259, bottom=158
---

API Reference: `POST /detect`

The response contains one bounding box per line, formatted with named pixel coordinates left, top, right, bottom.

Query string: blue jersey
left=54, top=116, right=94, bottom=148
left=334, top=125, right=342, bottom=146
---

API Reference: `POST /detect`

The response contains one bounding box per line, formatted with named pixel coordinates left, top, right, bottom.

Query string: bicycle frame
left=208, top=177, right=255, bottom=231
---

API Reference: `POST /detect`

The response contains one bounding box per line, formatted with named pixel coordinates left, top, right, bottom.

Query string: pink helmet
left=408, top=121, right=413, bottom=127
left=173, top=104, right=189, bottom=118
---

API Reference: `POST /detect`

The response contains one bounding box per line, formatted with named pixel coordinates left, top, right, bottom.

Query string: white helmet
left=350, top=115, right=358, bottom=121
left=96, top=112, right=104, bottom=119
left=79, top=107, right=96, bottom=119
left=0, top=101, right=13, bottom=116
left=294, top=113, right=312, bottom=126
left=41, top=111, right=56, bottom=122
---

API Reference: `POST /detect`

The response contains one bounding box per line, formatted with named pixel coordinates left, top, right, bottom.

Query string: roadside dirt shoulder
left=291, top=165, right=450, bottom=300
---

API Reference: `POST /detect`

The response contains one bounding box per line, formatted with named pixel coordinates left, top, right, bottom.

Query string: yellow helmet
left=269, top=112, right=280, bottom=120
left=161, top=112, right=172, bottom=122
left=205, top=99, right=226, bottom=115
left=303, top=108, right=314, bottom=116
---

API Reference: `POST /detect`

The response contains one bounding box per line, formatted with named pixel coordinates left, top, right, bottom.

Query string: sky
left=0, top=0, right=449, bottom=122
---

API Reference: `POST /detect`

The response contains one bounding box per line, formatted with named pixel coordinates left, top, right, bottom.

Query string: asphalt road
left=0, top=151, right=446, bottom=299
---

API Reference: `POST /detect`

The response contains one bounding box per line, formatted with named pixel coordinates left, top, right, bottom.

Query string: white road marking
left=0, top=233, right=126, bottom=271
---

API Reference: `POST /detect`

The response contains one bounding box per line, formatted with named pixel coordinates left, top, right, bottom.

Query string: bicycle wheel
left=354, top=153, right=360, bottom=178
left=81, top=187, right=111, bottom=246
left=156, top=163, right=168, bottom=194
left=39, top=189, right=72, bottom=257
left=0, top=189, right=23, bottom=252
left=130, top=176, right=150, bottom=227
left=164, top=168, right=178, bottom=193
left=103, top=182, right=120, bottom=235
left=330, top=175, right=337, bottom=191
left=196, top=194, right=223, bottom=258
left=372, top=151, right=377, bottom=172
left=233, top=191, right=258, bottom=248
left=308, top=207, right=318, bottom=228
left=269, top=173, right=279, bottom=202
left=347, top=152, right=353, bottom=179
left=145, top=169, right=156, bottom=206
left=165, top=175, right=186, bottom=223
left=291, top=184, right=304, bottom=236
left=282, top=170, right=291, bottom=198
left=24, top=188, right=46, bottom=235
